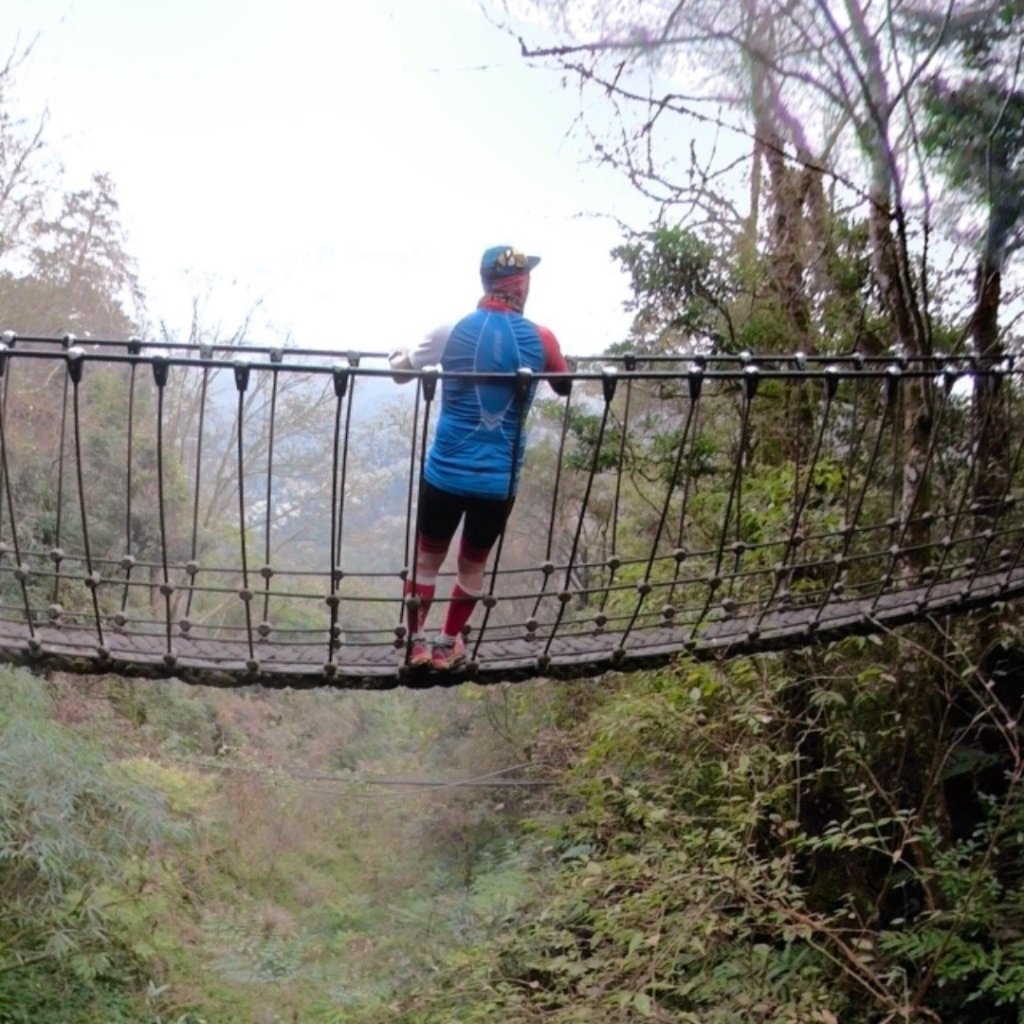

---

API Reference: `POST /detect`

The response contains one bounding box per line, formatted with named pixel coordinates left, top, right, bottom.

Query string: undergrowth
left=356, top=638, right=1024, bottom=1023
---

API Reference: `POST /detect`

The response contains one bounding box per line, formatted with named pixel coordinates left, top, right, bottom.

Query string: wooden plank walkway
left=2, top=567, right=1020, bottom=688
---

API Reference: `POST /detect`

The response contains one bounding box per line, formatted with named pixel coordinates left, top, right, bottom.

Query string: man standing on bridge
left=389, top=244, right=571, bottom=670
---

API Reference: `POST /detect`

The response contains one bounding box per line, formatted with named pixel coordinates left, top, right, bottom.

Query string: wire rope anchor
left=65, top=344, right=86, bottom=384
left=332, top=364, right=349, bottom=398
left=232, top=356, right=251, bottom=393
left=151, top=354, right=170, bottom=389
left=601, top=364, right=618, bottom=403
left=421, top=365, right=439, bottom=402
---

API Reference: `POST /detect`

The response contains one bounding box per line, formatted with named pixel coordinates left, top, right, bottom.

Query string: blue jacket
left=424, top=300, right=566, bottom=499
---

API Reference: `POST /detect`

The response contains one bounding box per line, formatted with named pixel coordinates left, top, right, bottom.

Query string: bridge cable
left=889, top=367, right=903, bottom=525
left=67, top=349, right=105, bottom=649
left=119, top=341, right=142, bottom=614
left=541, top=368, right=618, bottom=664
left=0, top=333, right=13, bottom=551
left=811, top=366, right=901, bottom=629
left=52, top=338, right=72, bottom=605
left=261, top=350, right=283, bottom=628
left=404, top=371, right=436, bottom=665
left=400, top=378, right=425, bottom=645
left=753, top=366, right=839, bottom=634
left=930, top=363, right=1010, bottom=603
left=167, top=754, right=557, bottom=790
left=0, top=344, right=33, bottom=635
left=471, top=368, right=535, bottom=666
left=843, top=356, right=864, bottom=523
left=327, top=364, right=350, bottom=667
left=870, top=368, right=945, bottom=610
left=791, top=358, right=804, bottom=516
left=233, top=360, right=256, bottom=667
left=690, top=366, right=759, bottom=640
left=728, top=357, right=760, bottom=601
left=601, top=355, right=636, bottom=613
left=668, top=359, right=707, bottom=608
left=152, top=357, right=174, bottom=661
left=184, top=348, right=212, bottom=621
left=977, top=380, right=1024, bottom=597
left=528, top=385, right=574, bottom=623
left=332, top=352, right=361, bottom=611
left=619, top=361, right=705, bottom=649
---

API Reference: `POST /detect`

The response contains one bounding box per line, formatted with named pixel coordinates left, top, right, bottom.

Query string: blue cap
left=480, top=245, right=541, bottom=280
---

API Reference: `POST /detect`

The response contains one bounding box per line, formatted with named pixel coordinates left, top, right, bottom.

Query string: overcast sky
left=4, top=0, right=652, bottom=357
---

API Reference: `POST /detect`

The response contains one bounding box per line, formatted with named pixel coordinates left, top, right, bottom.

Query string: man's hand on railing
left=389, top=349, right=415, bottom=384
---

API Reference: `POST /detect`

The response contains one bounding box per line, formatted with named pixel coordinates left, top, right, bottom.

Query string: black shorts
left=416, top=480, right=515, bottom=561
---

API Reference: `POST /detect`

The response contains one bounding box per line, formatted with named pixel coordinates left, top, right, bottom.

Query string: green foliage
left=352, top=639, right=1024, bottom=1024
left=611, top=226, right=735, bottom=354
left=0, top=667, right=191, bottom=1024
left=561, top=405, right=622, bottom=473
left=914, top=2, right=1024, bottom=265
left=0, top=673, right=563, bottom=1024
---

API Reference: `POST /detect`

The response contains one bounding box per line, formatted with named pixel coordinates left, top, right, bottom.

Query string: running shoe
left=431, top=634, right=466, bottom=671
left=409, top=634, right=432, bottom=668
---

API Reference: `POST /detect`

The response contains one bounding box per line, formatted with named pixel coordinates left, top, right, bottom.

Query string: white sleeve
left=408, top=323, right=452, bottom=369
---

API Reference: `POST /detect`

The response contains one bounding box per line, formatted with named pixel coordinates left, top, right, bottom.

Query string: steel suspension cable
left=51, top=335, right=74, bottom=604
left=668, top=362, right=707, bottom=607
left=528, top=385, right=574, bottom=624
left=470, top=368, right=534, bottom=665
left=726, top=356, right=763, bottom=602
left=184, top=347, right=212, bottom=621
left=889, top=369, right=903, bottom=524
left=618, top=363, right=704, bottom=649
left=66, top=349, right=105, bottom=649
left=119, top=341, right=142, bottom=613
left=791, top=354, right=806, bottom=513
left=811, top=366, right=902, bottom=629
left=151, top=357, right=174, bottom=661
left=0, top=343, right=33, bottom=634
left=998, top=417, right=1024, bottom=593
left=540, top=368, right=618, bottom=664
left=333, top=353, right=360, bottom=581
left=0, top=332, right=14, bottom=548
left=924, top=365, right=1008, bottom=604
left=326, top=365, right=350, bottom=668
left=844, top=357, right=864, bottom=523
left=400, top=379, right=424, bottom=633
left=600, top=354, right=636, bottom=613
left=689, top=366, right=760, bottom=640
left=261, top=350, right=283, bottom=628
left=753, top=367, right=840, bottom=632
left=403, top=370, right=437, bottom=666
left=967, top=373, right=1024, bottom=595
left=233, top=360, right=256, bottom=667
left=869, top=367, right=947, bottom=611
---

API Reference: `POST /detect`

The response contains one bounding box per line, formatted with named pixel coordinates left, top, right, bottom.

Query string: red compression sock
left=403, top=580, right=435, bottom=636
left=442, top=582, right=481, bottom=640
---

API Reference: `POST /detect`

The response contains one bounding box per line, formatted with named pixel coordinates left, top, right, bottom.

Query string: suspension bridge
left=0, top=332, right=1018, bottom=689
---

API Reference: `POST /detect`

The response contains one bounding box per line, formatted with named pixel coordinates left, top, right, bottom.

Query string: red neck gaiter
left=480, top=272, right=529, bottom=313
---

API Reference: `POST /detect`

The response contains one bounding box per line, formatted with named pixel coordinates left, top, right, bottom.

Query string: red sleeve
left=536, top=325, right=567, bottom=373
left=536, top=324, right=571, bottom=396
